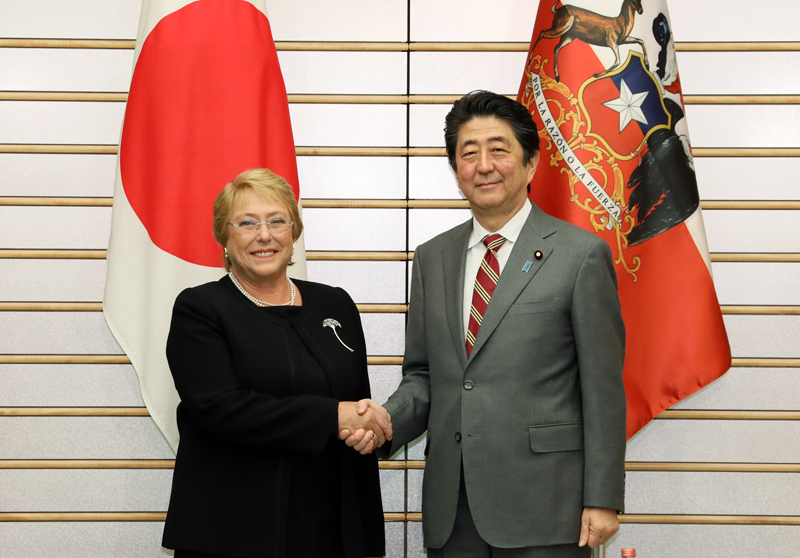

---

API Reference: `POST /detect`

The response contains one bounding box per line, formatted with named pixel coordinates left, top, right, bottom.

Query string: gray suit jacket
left=383, top=203, right=626, bottom=549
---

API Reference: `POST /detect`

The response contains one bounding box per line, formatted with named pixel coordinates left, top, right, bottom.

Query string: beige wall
left=1, top=0, right=799, bottom=556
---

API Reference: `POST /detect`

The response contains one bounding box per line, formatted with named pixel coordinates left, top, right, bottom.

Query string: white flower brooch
left=323, top=318, right=354, bottom=352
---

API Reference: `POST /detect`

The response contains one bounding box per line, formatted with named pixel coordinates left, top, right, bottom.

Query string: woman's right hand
left=337, top=399, right=392, bottom=454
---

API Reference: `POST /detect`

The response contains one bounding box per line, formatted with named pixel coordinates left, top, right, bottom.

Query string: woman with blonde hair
left=162, top=168, right=390, bottom=558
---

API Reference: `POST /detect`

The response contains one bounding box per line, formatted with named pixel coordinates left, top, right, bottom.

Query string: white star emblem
left=602, top=79, right=649, bottom=133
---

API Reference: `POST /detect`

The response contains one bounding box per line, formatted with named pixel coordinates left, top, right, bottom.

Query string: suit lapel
left=441, top=222, right=471, bottom=370
left=467, top=205, right=557, bottom=362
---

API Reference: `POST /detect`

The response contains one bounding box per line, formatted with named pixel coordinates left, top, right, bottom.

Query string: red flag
left=104, top=0, right=305, bottom=450
left=518, top=0, right=730, bottom=438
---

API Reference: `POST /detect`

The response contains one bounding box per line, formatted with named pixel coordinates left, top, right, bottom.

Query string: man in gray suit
left=347, top=91, right=626, bottom=557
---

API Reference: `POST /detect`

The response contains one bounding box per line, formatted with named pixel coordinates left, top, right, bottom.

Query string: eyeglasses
left=228, top=218, right=294, bottom=234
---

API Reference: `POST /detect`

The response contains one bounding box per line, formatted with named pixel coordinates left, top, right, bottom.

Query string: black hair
left=444, top=90, right=540, bottom=172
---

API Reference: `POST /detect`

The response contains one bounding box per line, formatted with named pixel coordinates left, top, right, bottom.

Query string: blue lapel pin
left=522, top=260, right=533, bottom=273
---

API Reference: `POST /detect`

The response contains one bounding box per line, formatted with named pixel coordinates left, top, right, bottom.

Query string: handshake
left=337, top=399, right=392, bottom=455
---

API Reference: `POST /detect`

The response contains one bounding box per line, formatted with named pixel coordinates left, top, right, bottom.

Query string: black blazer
left=161, top=276, right=385, bottom=558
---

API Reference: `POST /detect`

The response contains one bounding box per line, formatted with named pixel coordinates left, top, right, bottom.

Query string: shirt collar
left=467, top=199, right=532, bottom=249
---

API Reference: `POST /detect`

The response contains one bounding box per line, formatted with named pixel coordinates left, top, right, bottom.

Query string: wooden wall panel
left=1, top=0, right=798, bottom=556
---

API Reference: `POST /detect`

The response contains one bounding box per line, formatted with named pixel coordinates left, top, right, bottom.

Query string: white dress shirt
left=462, top=200, right=532, bottom=339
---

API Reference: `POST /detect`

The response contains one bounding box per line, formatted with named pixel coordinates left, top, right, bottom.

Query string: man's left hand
left=578, top=506, right=619, bottom=548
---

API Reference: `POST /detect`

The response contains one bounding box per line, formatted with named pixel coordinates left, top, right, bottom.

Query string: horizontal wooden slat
left=625, top=462, right=800, bottom=473
left=0, top=511, right=795, bottom=525
left=3, top=407, right=799, bottom=419
left=0, top=145, right=415, bottom=156
left=702, top=201, right=800, bottom=210
left=0, top=354, right=404, bottom=366
left=0, top=512, right=166, bottom=522
left=0, top=39, right=136, bottom=49
left=1, top=250, right=798, bottom=263
left=420, top=41, right=800, bottom=53
left=301, top=199, right=409, bottom=209
left=358, top=304, right=407, bottom=313
left=325, top=94, right=800, bottom=106
left=289, top=94, right=409, bottom=104
left=0, top=197, right=112, bottom=206
left=0, top=40, right=523, bottom=52
left=1, top=144, right=798, bottom=158
left=368, top=356, right=403, bottom=366
left=379, top=461, right=406, bottom=470
left=0, top=355, right=131, bottom=364
left=0, top=302, right=103, bottom=311
left=2, top=197, right=800, bottom=210
left=0, top=250, right=108, bottom=259
left=0, top=302, right=407, bottom=313
left=658, top=410, right=800, bottom=420
left=409, top=147, right=445, bottom=156
left=720, top=305, right=800, bottom=315
left=0, top=144, right=118, bottom=154
left=691, top=148, right=800, bottom=157
left=408, top=199, right=470, bottom=209
left=0, top=39, right=408, bottom=51
left=683, top=95, right=800, bottom=105
left=3, top=302, right=795, bottom=316
left=4, top=459, right=797, bottom=473
left=295, top=147, right=408, bottom=156
left=0, top=92, right=455, bottom=104
left=410, top=95, right=468, bottom=104
left=408, top=42, right=526, bottom=52
left=306, top=251, right=410, bottom=261
left=5, top=92, right=799, bottom=106
left=2, top=459, right=799, bottom=474
left=0, top=407, right=150, bottom=417
left=385, top=513, right=410, bottom=521
left=6, top=91, right=800, bottom=107
left=276, top=42, right=409, bottom=52
left=2, top=39, right=798, bottom=52
left=0, top=460, right=175, bottom=469
left=0, top=511, right=414, bottom=522
left=732, top=358, right=800, bottom=367
left=0, top=459, right=419, bottom=470
left=0, top=92, right=128, bottom=102
left=301, top=41, right=800, bottom=53
left=711, top=253, right=800, bottom=263
left=0, top=250, right=412, bottom=261
left=0, top=354, right=800, bottom=368
left=619, top=514, right=800, bottom=526
left=676, top=42, right=800, bottom=52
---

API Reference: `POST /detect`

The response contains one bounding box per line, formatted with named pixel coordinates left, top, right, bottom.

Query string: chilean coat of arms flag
left=518, top=0, right=731, bottom=438
left=104, top=0, right=305, bottom=450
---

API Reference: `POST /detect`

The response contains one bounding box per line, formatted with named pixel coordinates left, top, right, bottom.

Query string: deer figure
left=532, top=0, right=649, bottom=82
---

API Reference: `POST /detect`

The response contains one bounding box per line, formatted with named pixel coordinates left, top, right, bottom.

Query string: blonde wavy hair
left=212, top=168, right=303, bottom=271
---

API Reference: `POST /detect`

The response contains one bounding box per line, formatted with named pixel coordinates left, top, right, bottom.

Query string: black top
left=276, top=305, right=342, bottom=558
left=162, top=277, right=384, bottom=558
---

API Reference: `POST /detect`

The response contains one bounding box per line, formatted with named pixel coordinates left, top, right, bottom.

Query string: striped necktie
left=466, top=234, right=505, bottom=357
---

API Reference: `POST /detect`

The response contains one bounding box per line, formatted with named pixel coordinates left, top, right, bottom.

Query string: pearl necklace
left=228, top=272, right=296, bottom=307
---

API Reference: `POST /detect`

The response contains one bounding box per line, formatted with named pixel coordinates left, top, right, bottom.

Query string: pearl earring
left=224, top=247, right=229, bottom=258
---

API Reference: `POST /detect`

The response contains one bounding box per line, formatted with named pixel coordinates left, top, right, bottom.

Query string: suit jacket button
left=464, top=380, right=474, bottom=390
left=454, top=432, right=462, bottom=443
